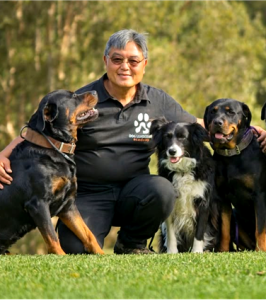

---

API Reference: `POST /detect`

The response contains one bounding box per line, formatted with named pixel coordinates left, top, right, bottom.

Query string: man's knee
left=127, top=174, right=177, bottom=219
left=146, top=175, right=177, bottom=217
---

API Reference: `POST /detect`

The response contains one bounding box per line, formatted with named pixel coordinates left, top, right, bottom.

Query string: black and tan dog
left=151, top=118, right=220, bottom=253
left=0, top=89, right=104, bottom=255
left=204, top=98, right=266, bottom=251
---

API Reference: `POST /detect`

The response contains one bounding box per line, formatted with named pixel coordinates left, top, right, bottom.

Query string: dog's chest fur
left=170, top=162, right=208, bottom=237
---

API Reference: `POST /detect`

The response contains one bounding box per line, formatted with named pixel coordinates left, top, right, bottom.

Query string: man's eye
left=128, top=59, right=139, bottom=66
left=112, top=58, right=123, bottom=64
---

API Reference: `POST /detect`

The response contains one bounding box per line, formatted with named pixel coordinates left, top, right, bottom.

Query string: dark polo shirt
left=75, top=74, right=196, bottom=184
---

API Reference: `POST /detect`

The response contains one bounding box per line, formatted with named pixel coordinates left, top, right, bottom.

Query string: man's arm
left=196, top=118, right=205, bottom=128
left=0, top=136, right=24, bottom=189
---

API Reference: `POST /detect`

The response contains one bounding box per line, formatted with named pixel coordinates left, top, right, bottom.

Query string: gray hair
left=104, top=29, right=148, bottom=59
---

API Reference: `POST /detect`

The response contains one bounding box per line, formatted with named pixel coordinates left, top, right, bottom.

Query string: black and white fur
left=151, top=118, right=220, bottom=253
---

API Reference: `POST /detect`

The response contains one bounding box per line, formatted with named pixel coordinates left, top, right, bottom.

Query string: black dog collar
left=212, top=129, right=254, bottom=157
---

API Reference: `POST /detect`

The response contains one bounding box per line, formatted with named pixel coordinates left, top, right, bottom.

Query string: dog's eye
left=210, top=109, right=217, bottom=115
left=227, top=110, right=235, bottom=116
left=166, top=133, right=173, bottom=139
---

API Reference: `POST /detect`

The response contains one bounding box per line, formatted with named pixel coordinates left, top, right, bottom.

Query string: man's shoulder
left=142, top=83, right=165, bottom=94
left=75, top=77, right=102, bottom=94
left=142, top=83, right=173, bottom=102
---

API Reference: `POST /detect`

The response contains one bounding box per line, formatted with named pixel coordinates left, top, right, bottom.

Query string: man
left=1, top=29, right=266, bottom=254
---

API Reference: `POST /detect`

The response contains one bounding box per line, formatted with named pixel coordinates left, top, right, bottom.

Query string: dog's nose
left=214, top=119, right=223, bottom=126
left=169, top=148, right=176, bottom=155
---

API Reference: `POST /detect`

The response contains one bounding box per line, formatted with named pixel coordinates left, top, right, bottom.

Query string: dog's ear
left=29, top=100, right=59, bottom=132
left=203, top=105, right=210, bottom=130
left=189, top=123, right=210, bottom=144
left=242, top=102, right=252, bottom=127
left=150, top=117, right=168, bottom=145
left=150, top=117, right=168, bottom=135
left=261, top=103, right=266, bottom=121
left=37, top=102, right=58, bottom=132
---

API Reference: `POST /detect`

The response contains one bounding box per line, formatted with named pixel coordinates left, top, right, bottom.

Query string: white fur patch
left=191, top=238, right=204, bottom=253
left=166, top=144, right=183, bottom=158
left=162, top=157, right=210, bottom=252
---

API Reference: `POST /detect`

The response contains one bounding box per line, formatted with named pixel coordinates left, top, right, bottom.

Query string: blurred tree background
left=1, top=0, right=266, bottom=254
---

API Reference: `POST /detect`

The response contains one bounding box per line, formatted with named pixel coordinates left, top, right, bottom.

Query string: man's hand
left=0, top=155, right=12, bottom=189
left=252, top=126, right=266, bottom=153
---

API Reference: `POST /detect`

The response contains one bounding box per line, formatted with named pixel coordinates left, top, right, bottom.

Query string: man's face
left=104, top=41, right=147, bottom=89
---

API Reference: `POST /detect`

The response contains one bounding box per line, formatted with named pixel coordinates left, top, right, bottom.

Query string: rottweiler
left=204, top=98, right=266, bottom=251
left=0, top=89, right=104, bottom=255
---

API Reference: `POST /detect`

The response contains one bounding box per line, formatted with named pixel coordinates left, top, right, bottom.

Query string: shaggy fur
left=151, top=118, right=220, bottom=253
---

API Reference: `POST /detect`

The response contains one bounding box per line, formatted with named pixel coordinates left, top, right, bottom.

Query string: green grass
left=1, top=252, right=266, bottom=299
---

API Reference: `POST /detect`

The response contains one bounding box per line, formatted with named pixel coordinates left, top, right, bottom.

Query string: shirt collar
left=98, top=73, right=151, bottom=104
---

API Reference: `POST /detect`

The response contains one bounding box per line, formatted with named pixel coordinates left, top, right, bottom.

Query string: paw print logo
left=134, top=113, right=151, bottom=134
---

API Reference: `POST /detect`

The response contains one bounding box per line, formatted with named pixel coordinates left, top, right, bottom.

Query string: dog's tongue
left=215, top=133, right=225, bottom=139
left=170, top=157, right=180, bottom=163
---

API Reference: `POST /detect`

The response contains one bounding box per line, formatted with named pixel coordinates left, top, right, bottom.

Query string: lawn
left=1, top=252, right=266, bottom=299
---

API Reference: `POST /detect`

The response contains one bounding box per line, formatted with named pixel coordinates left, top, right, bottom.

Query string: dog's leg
left=255, top=202, right=266, bottom=251
left=219, top=202, right=232, bottom=252
left=58, top=204, right=104, bottom=255
left=165, top=217, right=178, bottom=253
left=25, top=199, right=66, bottom=255
left=192, top=203, right=209, bottom=253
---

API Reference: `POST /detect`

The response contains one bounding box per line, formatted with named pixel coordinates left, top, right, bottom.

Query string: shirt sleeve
left=162, top=92, right=197, bottom=123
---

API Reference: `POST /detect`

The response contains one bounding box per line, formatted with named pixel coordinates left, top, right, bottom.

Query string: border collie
left=150, top=118, right=220, bottom=253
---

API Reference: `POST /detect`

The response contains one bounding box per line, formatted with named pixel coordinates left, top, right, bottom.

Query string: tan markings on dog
left=242, top=175, right=254, bottom=190
left=59, top=208, right=104, bottom=255
left=52, top=177, right=69, bottom=195
left=225, top=106, right=230, bottom=111
left=70, top=104, right=89, bottom=124
left=255, top=213, right=266, bottom=251
left=222, top=119, right=230, bottom=129
left=42, top=234, right=66, bottom=255
left=83, top=93, right=98, bottom=107
left=222, top=123, right=238, bottom=149
left=65, top=108, right=70, bottom=119
left=219, top=206, right=232, bottom=252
